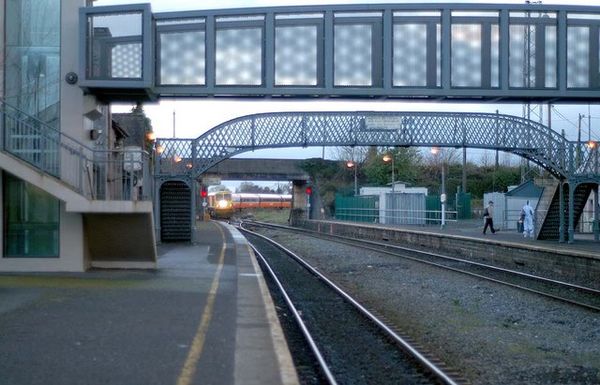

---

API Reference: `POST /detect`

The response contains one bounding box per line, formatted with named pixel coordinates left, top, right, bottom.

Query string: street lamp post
left=382, top=153, right=395, bottom=193
left=431, top=147, right=446, bottom=229
left=383, top=153, right=396, bottom=225
left=346, top=160, right=358, bottom=195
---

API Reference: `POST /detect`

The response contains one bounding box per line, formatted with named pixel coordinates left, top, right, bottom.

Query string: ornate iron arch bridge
left=154, top=111, right=599, bottom=244
left=156, top=111, right=597, bottom=181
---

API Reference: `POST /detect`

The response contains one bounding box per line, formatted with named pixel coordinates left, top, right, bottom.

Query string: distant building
left=112, top=105, right=152, bottom=150
left=485, top=180, right=543, bottom=230
left=360, top=182, right=428, bottom=196
left=360, top=182, right=428, bottom=225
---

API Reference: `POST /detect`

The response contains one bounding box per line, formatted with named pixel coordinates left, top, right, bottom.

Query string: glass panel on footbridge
left=158, top=18, right=206, bottom=85
left=275, top=23, right=319, bottom=86
left=86, top=12, right=143, bottom=80
left=216, top=16, right=264, bottom=86
left=509, top=11, right=557, bottom=89
left=567, top=25, right=590, bottom=88
left=334, top=12, right=381, bottom=87
left=392, top=11, right=441, bottom=88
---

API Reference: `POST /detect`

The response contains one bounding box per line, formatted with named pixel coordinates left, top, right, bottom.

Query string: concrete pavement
left=0, top=221, right=297, bottom=385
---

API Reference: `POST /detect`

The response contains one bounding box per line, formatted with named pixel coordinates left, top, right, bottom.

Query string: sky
left=94, top=0, right=600, bottom=188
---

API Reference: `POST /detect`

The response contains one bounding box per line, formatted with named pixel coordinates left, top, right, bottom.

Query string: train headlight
left=217, top=200, right=229, bottom=209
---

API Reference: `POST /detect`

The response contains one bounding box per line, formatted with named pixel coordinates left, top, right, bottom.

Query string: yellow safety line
left=176, top=222, right=226, bottom=385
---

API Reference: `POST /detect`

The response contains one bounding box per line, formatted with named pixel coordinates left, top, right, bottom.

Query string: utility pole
left=462, top=146, right=467, bottom=193
left=577, top=113, right=583, bottom=167
left=589, top=104, right=592, bottom=142
left=173, top=110, right=176, bottom=138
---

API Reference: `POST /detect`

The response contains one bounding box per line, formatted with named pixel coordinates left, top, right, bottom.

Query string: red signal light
left=201, top=189, right=208, bottom=198
left=305, top=186, right=313, bottom=195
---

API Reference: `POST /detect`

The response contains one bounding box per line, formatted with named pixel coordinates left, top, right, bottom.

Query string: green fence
left=426, top=195, right=442, bottom=224
left=334, top=194, right=378, bottom=223
left=455, top=192, right=472, bottom=219
left=426, top=193, right=471, bottom=223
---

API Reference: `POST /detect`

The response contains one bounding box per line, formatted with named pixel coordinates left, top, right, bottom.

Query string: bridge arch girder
left=156, top=111, right=597, bottom=180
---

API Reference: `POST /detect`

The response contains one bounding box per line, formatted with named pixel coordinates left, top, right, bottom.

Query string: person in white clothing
left=522, top=200, right=535, bottom=238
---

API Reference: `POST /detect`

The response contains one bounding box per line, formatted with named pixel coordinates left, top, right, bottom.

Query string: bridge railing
left=0, top=98, right=152, bottom=202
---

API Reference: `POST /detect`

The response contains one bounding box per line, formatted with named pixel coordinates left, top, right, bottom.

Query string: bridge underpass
left=75, top=2, right=600, bottom=245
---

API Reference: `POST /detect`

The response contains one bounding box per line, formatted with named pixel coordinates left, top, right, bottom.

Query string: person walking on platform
left=483, top=200, right=496, bottom=234
left=522, top=200, right=535, bottom=238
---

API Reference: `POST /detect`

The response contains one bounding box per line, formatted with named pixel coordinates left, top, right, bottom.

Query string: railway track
left=238, top=224, right=464, bottom=385
left=242, top=221, right=600, bottom=313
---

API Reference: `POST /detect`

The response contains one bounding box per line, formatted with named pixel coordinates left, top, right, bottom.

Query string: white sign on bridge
left=203, top=175, right=222, bottom=185
left=364, top=116, right=403, bottom=131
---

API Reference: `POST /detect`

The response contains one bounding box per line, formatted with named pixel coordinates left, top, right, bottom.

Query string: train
left=207, top=191, right=292, bottom=219
left=206, top=191, right=234, bottom=219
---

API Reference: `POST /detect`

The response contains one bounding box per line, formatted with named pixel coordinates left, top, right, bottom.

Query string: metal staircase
left=160, top=181, right=191, bottom=242
left=536, top=181, right=593, bottom=240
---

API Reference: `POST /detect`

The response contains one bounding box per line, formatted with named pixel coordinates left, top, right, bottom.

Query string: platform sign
left=364, top=116, right=402, bottom=131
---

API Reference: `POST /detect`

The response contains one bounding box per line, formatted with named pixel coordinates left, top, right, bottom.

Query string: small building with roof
left=504, top=180, right=544, bottom=230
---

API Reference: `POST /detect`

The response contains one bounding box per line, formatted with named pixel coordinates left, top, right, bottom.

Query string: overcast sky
left=93, top=0, right=600, bottom=190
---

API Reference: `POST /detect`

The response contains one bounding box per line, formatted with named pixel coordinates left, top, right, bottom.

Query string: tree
left=362, top=147, right=423, bottom=187
left=237, top=182, right=274, bottom=193
left=300, top=158, right=353, bottom=216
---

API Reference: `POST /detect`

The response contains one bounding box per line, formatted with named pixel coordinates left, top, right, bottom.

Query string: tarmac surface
left=0, top=221, right=297, bottom=385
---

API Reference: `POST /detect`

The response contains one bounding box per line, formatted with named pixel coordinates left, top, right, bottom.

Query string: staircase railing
left=0, top=98, right=152, bottom=202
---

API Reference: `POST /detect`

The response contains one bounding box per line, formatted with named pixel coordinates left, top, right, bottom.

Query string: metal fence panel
left=334, top=194, right=378, bottom=223
left=383, top=193, right=426, bottom=225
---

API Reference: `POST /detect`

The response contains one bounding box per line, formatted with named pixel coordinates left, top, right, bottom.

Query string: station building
left=0, top=0, right=156, bottom=272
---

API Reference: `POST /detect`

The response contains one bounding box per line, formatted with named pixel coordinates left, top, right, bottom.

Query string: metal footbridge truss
left=155, top=111, right=599, bottom=182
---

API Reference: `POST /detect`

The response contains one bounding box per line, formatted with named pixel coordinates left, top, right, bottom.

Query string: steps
left=160, top=181, right=192, bottom=242
left=537, top=181, right=593, bottom=240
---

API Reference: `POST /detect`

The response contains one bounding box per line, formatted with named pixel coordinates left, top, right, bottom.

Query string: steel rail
left=249, top=243, right=339, bottom=385
left=245, top=220, right=600, bottom=312
left=239, top=223, right=462, bottom=385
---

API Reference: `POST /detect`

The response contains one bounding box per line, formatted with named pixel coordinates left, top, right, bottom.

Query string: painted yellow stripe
left=177, top=222, right=226, bottom=385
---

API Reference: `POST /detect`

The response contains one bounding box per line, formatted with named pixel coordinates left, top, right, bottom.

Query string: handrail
left=0, top=98, right=152, bottom=202
left=0, top=97, right=95, bottom=152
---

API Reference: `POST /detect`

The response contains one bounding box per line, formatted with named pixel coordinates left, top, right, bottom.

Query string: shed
left=504, top=180, right=543, bottom=230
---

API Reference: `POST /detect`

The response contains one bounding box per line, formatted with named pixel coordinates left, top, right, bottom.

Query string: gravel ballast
left=255, top=228, right=600, bottom=385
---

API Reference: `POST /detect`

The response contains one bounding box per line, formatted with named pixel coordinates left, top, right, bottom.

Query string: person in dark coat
left=483, top=200, right=496, bottom=235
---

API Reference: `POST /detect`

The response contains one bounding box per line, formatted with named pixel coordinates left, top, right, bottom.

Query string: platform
left=403, top=218, right=600, bottom=257
left=0, top=221, right=298, bottom=385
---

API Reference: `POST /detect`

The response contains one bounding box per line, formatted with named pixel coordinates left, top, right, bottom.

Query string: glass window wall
left=3, top=174, right=59, bottom=258
left=3, top=0, right=61, bottom=258
left=4, top=0, right=61, bottom=125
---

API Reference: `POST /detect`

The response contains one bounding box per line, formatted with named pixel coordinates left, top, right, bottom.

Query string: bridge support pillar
left=290, top=180, right=309, bottom=225
left=568, top=182, right=575, bottom=244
